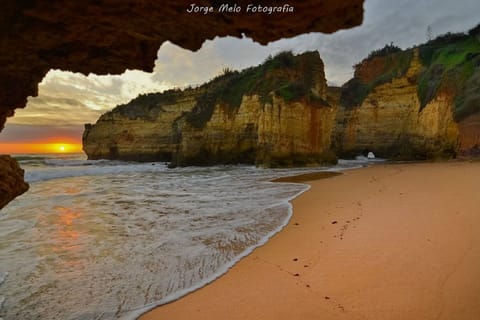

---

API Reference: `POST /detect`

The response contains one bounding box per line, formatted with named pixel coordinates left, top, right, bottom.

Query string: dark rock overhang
left=0, top=0, right=364, bottom=131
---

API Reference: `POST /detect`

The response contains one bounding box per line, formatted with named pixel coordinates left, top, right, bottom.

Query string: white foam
left=1, top=158, right=375, bottom=319
left=122, top=164, right=373, bottom=319
left=25, top=162, right=169, bottom=183
left=120, top=183, right=311, bottom=320
left=0, top=272, right=6, bottom=286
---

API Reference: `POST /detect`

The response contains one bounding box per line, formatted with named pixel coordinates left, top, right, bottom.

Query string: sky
left=1, top=0, right=479, bottom=153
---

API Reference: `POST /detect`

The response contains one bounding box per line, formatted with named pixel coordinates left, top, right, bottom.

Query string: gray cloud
left=14, top=94, right=105, bottom=127
left=0, top=123, right=84, bottom=143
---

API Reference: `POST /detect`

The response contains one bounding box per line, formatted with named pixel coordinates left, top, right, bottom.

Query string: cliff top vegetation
left=341, top=22, right=480, bottom=120
left=101, top=50, right=326, bottom=128
left=187, top=50, right=326, bottom=128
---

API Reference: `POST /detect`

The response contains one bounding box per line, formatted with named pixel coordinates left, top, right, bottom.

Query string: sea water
left=0, top=154, right=372, bottom=319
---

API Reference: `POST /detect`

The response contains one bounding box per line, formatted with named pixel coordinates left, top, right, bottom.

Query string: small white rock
left=367, top=151, right=375, bottom=159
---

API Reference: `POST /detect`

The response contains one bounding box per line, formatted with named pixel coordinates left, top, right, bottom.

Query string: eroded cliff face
left=335, top=49, right=459, bottom=159
left=457, top=113, right=480, bottom=157
left=83, top=89, right=200, bottom=161
left=84, top=45, right=479, bottom=166
left=84, top=51, right=336, bottom=167
left=173, top=95, right=336, bottom=166
left=0, top=155, right=29, bottom=209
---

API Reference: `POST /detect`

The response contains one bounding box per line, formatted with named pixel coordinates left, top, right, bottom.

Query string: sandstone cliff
left=0, top=155, right=29, bottom=209
left=84, top=51, right=336, bottom=167
left=335, top=49, right=459, bottom=159
left=83, top=89, right=200, bottom=162
left=335, top=27, right=480, bottom=159
left=84, top=27, right=480, bottom=166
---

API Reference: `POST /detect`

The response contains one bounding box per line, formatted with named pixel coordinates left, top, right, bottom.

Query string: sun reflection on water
left=48, top=206, right=85, bottom=271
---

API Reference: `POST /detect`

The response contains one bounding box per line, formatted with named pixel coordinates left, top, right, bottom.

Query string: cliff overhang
left=0, top=0, right=364, bottom=131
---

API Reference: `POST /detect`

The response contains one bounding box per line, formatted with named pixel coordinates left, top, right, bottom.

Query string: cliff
left=84, top=26, right=480, bottom=166
left=84, top=51, right=337, bottom=167
left=0, top=155, right=29, bottom=209
left=335, top=27, right=480, bottom=159
left=334, top=48, right=459, bottom=159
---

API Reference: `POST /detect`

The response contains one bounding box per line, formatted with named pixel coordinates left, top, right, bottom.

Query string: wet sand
left=140, top=161, right=480, bottom=320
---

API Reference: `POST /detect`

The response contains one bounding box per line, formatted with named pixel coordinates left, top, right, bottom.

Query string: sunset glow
left=0, top=143, right=83, bottom=154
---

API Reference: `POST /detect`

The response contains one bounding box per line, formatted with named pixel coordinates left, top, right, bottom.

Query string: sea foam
left=1, top=154, right=378, bottom=319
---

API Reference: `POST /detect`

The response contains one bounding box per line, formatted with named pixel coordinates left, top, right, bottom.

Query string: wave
left=121, top=184, right=310, bottom=320
left=25, top=162, right=169, bottom=183
left=13, top=156, right=49, bottom=162
left=43, top=158, right=132, bottom=167
left=338, top=156, right=386, bottom=167
left=0, top=156, right=386, bottom=319
left=0, top=271, right=6, bottom=310
left=22, top=155, right=382, bottom=184
left=0, top=271, right=6, bottom=286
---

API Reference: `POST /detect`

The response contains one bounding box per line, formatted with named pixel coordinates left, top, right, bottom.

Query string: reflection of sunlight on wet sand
left=63, top=186, right=82, bottom=195
left=57, top=207, right=80, bottom=226
left=51, top=206, right=84, bottom=271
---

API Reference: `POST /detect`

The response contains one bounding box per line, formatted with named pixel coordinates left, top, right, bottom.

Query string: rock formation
left=84, top=28, right=480, bottom=165
left=0, top=155, right=29, bottom=209
left=335, top=28, right=480, bottom=159
left=84, top=51, right=337, bottom=167
left=334, top=49, right=459, bottom=159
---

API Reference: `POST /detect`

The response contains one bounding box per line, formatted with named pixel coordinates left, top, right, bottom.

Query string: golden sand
left=141, top=162, right=480, bottom=320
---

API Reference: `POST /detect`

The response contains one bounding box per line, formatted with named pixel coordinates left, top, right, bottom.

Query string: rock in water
left=367, top=151, right=375, bottom=159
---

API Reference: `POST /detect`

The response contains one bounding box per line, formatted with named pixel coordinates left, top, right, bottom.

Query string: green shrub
left=424, top=32, right=469, bottom=46
left=454, top=68, right=480, bottom=120
left=417, top=64, right=444, bottom=110
left=353, top=43, right=402, bottom=69
left=340, top=78, right=369, bottom=108
left=468, top=23, right=480, bottom=36
left=186, top=50, right=322, bottom=128
left=341, top=50, right=413, bottom=108
left=113, top=90, right=179, bottom=120
left=416, top=34, right=480, bottom=112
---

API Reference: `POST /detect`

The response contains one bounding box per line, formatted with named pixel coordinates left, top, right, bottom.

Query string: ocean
left=0, top=153, right=373, bottom=319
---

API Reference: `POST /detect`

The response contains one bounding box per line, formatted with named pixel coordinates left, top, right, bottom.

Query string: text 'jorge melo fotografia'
left=186, top=3, right=295, bottom=14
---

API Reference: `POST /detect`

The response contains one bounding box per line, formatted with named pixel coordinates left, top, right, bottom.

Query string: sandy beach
left=140, top=161, right=480, bottom=320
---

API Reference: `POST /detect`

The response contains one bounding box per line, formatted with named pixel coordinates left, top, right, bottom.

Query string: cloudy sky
left=1, top=0, right=479, bottom=150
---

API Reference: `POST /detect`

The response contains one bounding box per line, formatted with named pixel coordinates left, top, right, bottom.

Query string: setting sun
left=0, top=142, right=83, bottom=154
left=47, top=143, right=81, bottom=154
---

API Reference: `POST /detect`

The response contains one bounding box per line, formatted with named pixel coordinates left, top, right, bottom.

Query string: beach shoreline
left=140, top=161, right=480, bottom=320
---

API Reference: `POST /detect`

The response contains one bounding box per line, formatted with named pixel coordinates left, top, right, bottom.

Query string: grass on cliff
left=341, top=47, right=413, bottom=108
left=340, top=23, right=480, bottom=121
left=187, top=51, right=323, bottom=128
left=111, top=89, right=181, bottom=120
left=417, top=30, right=480, bottom=118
